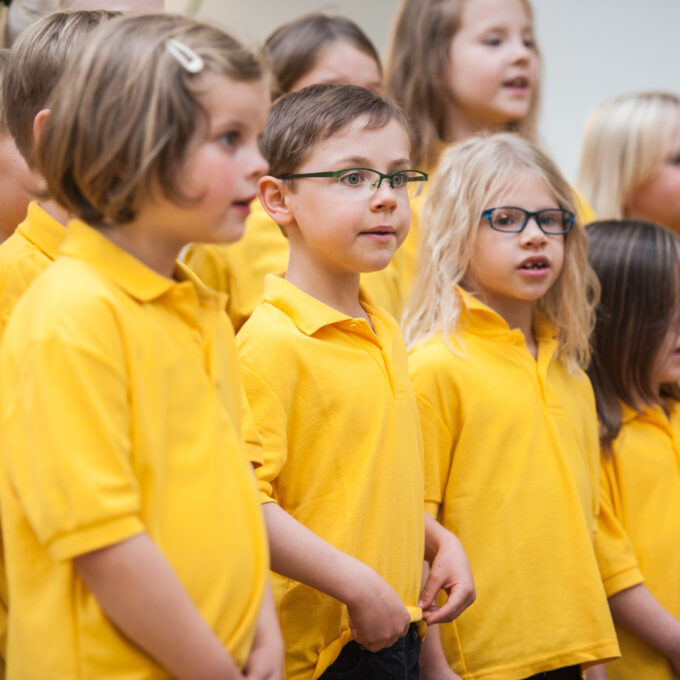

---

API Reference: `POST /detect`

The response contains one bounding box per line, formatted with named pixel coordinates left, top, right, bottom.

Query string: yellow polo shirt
left=408, top=290, right=619, bottom=680
left=0, top=220, right=268, bottom=679
left=185, top=198, right=405, bottom=330
left=0, top=201, right=65, bottom=337
left=594, top=402, right=680, bottom=680
left=236, top=274, right=425, bottom=680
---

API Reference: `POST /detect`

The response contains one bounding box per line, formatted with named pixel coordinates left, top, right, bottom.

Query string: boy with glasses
left=236, top=84, right=475, bottom=680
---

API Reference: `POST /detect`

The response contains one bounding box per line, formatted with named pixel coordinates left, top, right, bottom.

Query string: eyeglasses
left=481, top=207, right=575, bottom=235
left=277, top=167, right=428, bottom=199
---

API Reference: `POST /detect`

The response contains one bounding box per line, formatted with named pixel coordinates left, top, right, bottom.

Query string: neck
left=285, top=251, right=366, bottom=320
left=40, top=198, right=71, bottom=227
left=444, top=106, right=506, bottom=144
left=479, top=293, right=538, bottom=357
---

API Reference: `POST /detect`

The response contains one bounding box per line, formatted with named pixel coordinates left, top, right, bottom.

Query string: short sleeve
left=1, top=313, right=143, bottom=562
left=593, top=458, right=644, bottom=597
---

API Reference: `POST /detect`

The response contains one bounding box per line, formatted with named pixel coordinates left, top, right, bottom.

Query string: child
left=0, top=13, right=281, bottom=679
left=587, top=219, right=680, bottom=680
left=237, top=83, right=475, bottom=680
left=184, top=12, right=405, bottom=327
left=578, top=92, right=680, bottom=234
left=0, top=10, right=118, bottom=336
left=403, top=133, right=620, bottom=679
left=0, top=49, right=35, bottom=242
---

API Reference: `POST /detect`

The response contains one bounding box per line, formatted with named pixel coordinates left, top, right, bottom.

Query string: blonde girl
left=404, top=133, right=619, bottom=680
left=587, top=219, right=680, bottom=680
left=182, top=12, right=407, bottom=329
left=578, top=92, right=680, bottom=234
left=0, top=13, right=281, bottom=679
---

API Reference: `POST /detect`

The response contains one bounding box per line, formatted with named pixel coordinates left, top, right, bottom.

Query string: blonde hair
left=385, top=0, right=540, bottom=169
left=578, top=91, right=680, bottom=220
left=402, top=133, right=598, bottom=370
left=2, top=10, right=118, bottom=168
left=37, top=13, right=264, bottom=225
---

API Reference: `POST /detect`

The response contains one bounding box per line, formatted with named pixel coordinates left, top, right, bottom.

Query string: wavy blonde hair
left=384, top=0, right=540, bottom=169
left=402, top=133, right=598, bottom=371
left=578, top=91, right=680, bottom=219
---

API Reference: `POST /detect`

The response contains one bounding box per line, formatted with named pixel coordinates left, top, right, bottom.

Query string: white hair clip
left=166, top=39, right=204, bottom=74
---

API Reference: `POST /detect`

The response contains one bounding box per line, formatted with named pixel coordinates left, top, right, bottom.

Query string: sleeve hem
left=424, top=501, right=440, bottom=519
left=603, top=566, right=645, bottom=597
left=47, top=516, right=145, bottom=562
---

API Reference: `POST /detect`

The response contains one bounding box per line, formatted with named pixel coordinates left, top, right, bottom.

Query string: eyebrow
left=332, top=156, right=412, bottom=171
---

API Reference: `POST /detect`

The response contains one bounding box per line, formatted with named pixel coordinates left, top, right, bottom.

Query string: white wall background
left=166, top=0, right=680, bottom=183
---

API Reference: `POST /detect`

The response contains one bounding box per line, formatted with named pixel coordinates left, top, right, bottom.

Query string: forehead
left=299, top=116, right=411, bottom=169
left=195, top=73, right=269, bottom=127
left=458, top=0, right=532, bottom=32
left=489, top=170, right=557, bottom=208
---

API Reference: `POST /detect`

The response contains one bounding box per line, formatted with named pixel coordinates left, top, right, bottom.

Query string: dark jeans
left=524, top=666, right=582, bottom=680
left=319, top=624, right=421, bottom=680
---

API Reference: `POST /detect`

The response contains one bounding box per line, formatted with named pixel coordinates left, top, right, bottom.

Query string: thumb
left=418, top=569, right=439, bottom=610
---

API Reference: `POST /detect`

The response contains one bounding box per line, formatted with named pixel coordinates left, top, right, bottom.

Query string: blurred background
left=168, top=0, right=679, bottom=182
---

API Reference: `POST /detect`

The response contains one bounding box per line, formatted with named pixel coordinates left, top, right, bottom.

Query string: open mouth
left=518, top=256, right=549, bottom=271
left=504, top=77, right=529, bottom=89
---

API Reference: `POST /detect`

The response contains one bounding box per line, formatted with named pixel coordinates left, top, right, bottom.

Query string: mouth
left=518, top=255, right=550, bottom=272
left=232, top=195, right=256, bottom=214
left=503, top=76, right=530, bottom=90
left=359, top=226, right=396, bottom=241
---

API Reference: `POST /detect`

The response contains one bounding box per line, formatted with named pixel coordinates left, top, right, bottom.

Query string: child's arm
left=418, top=621, right=462, bottom=680
left=608, top=583, right=680, bottom=674
left=420, top=513, right=476, bottom=624
left=262, top=502, right=411, bottom=652
left=243, top=582, right=284, bottom=680
left=74, top=533, right=243, bottom=680
left=584, top=664, right=610, bottom=679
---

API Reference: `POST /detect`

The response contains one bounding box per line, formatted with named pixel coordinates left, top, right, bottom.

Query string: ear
left=32, top=108, right=50, bottom=144
left=258, top=175, right=296, bottom=227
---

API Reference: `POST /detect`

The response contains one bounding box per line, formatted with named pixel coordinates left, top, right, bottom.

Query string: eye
left=522, top=33, right=536, bottom=49
left=391, top=172, right=408, bottom=188
left=483, top=37, right=502, bottom=47
left=219, top=130, right=240, bottom=148
left=338, top=170, right=366, bottom=187
left=669, top=154, right=680, bottom=166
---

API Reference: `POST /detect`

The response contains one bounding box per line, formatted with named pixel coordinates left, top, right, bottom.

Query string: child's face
left=140, top=73, right=269, bottom=251
left=651, top=323, right=680, bottom=391
left=465, top=172, right=565, bottom=319
left=0, top=131, right=36, bottom=241
left=281, top=117, right=412, bottom=277
left=625, top=121, right=680, bottom=235
left=290, top=40, right=382, bottom=95
left=445, top=0, right=538, bottom=138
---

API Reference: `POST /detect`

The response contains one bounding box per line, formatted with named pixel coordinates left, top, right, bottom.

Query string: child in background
left=0, top=49, right=35, bottom=242
left=0, top=10, right=118, bottom=336
left=578, top=93, right=680, bottom=235
left=238, top=84, right=474, bottom=680
left=404, top=133, right=619, bottom=679
left=587, top=219, right=680, bottom=680
left=184, top=12, right=405, bottom=327
left=0, top=13, right=281, bottom=679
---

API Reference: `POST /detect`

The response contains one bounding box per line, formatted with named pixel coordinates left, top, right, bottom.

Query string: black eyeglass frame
left=276, top=167, right=429, bottom=191
left=481, top=206, right=575, bottom=235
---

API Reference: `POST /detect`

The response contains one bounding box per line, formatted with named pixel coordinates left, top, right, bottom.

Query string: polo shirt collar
left=60, top=220, right=176, bottom=302
left=619, top=400, right=675, bottom=432
left=17, top=201, right=65, bottom=261
left=262, top=273, right=375, bottom=336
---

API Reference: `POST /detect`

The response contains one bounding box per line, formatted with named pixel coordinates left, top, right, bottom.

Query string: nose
left=246, top=145, right=269, bottom=181
left=510, top=36, right=533, bottom=63
left=370, top=179, right=398, bottom=211
left=520, top=215, right=547, bottom=244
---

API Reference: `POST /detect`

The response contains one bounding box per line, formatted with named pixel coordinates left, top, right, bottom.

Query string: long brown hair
left=587, top=220, right=680, bottom=450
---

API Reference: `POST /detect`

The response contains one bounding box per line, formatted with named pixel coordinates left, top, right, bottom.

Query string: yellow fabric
left=594, top=402, right=680, bottom=680
left=0, top=201, right=65, bottom=338
left=237, top=274, right=425, bottom=680
left=408, top=290, right=619, bottom=680
left=185, top=198, right=405, bottom=330
left=573, top=187, right=597, bottom=225
left=0, top=221, right=268, bottom=679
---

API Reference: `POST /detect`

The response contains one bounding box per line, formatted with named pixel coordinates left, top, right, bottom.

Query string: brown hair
left=2, top=9, right=118, bottom=168
left=403, top=133, right=597, bottom=371
left=0, top=48, right=9, bottom=131
left=264, top=13, right=381, bottom=100
left=586, top=219, right=680, bottom=450
left=385, top=0, right=540, bottom=169
left=261, top=83, right=409, bottom=180
left=36, top=13, right=264, bottom=225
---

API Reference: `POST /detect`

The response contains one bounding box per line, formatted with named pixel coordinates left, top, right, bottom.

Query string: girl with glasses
left=586, top=219, right=680, bottom=680
left=403, top=133, right=619, bottom=680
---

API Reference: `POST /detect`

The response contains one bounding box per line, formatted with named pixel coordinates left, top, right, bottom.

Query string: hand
left=421, top=517, right=475, bottom=625
left=346, top=567, right=411, bottom=652
left=244, top=585, right=284, bottom=680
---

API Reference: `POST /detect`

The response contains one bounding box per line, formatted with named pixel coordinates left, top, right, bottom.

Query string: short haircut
left=36, top=13, right=264, bottom=225
left=578, top=92, right=680, bottom=220
left=263, top=13, right=381, bottom=100
left=2, top=10, right=118, bottom=168
left=261, top=84, right=409, bottom=180
left=586, top=219, right=680, bottom=450
left=385, top=0, right=540, bottom=169
left=402, top=132, right=597, bottom=371
left=0, top=48, right=9, bottom=131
